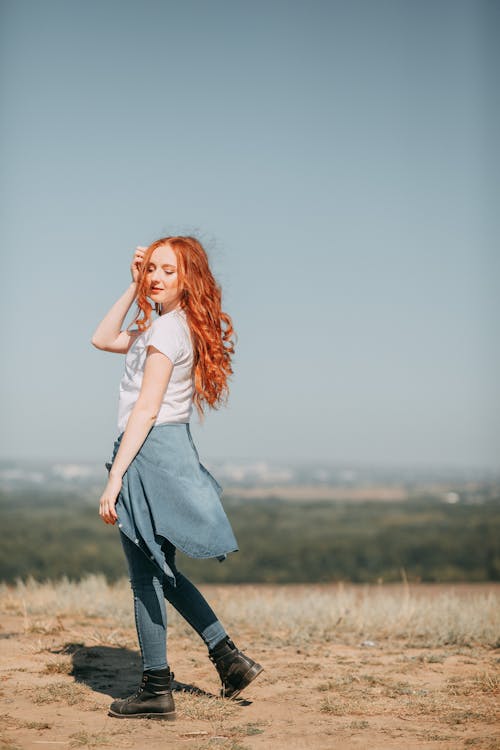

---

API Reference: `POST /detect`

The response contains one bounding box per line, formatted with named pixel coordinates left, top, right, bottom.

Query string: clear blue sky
left=1, top=0, right=498, bottom=470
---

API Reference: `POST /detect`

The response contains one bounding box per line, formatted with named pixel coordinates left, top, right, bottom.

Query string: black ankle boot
left=208, top=636, right=264, bottom=699
left=108, top=666, right=176, bottom=720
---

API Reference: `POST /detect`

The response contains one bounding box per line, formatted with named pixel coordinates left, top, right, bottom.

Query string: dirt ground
left=0, top=584, right=499, bottom=750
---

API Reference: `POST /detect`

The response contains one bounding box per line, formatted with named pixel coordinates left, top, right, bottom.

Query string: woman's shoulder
left=152, top=308, right=186, bottom=332
left=150, top=309, right=192, bottom=349
left=151, top=308, right=189, bottom=334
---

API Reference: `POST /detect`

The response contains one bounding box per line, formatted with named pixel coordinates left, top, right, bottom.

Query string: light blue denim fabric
left=105, top=422, right=239, bottom=587
left=119, top=530, right=228, bottom=670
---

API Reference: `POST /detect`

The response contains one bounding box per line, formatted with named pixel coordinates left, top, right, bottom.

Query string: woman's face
left=145, top=243, right=181, bottom=313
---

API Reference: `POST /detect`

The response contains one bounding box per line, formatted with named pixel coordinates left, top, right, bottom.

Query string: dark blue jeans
left=119, top=530, right=228, bottom=670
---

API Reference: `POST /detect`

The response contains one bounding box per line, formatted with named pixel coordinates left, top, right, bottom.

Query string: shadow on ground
left=48, top=641, right=253, bottom=705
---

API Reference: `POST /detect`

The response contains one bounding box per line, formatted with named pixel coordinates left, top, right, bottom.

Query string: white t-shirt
left=117, top=307, right=194, bottom=434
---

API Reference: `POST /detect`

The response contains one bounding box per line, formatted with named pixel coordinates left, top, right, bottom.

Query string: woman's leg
left=159, top=539, right=263, bottom=699
left=160, top=538, right=228, bottom=651
left=119, top=531, right=169, bottom=671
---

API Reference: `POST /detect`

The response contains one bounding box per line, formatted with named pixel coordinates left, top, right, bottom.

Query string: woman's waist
left=116, top=419, right=191, bottom=442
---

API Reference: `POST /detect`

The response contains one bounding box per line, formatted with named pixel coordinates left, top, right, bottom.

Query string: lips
left=151, top=288, right=163, bottom=292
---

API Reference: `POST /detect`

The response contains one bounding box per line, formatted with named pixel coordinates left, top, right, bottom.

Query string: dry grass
left=68, top=730, right=115, bottom=748
left=0, top=579, right=499, bottom=750
left=41, top=657, right=74, bottom=674
left=26, top=680, right=99, bottom=709
left=1, top=575, right=499, bottom=649
left=2, top=715, right=52, bottom=730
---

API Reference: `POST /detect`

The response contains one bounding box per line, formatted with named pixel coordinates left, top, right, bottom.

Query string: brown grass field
left=0, top=578, right=499, bottom=750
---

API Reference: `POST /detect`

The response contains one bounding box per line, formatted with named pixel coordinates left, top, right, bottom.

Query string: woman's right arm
left=91, top=281, right=141, bottom=353
left=91, top=246, right=146, bottom=353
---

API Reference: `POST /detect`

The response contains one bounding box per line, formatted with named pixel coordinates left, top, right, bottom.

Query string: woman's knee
left=126, top=565, right=160, bottom=590
left=123, top=547, right=163, bottom=589
left=161, top=538, right=178, bottom=571
left=128, top=570, right=164, bottom=598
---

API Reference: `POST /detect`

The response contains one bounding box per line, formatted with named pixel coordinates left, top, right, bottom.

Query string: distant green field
left=1, top=488, right=499, bottom=584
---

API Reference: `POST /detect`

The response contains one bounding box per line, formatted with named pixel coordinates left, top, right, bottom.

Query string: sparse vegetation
left=69, top=730, right=114, bottom=747
left=0, top=580, right=498, bottom=749
left=1, top=574, right=498, bottom=649
left=29, top=680, right=93, bottom=705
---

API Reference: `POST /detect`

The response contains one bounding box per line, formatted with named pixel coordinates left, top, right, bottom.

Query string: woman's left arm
left=99, top=345, right=174, bottom=525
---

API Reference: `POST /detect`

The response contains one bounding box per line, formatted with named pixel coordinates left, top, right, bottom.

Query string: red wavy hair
left=127, top=236, right=236, bottom=422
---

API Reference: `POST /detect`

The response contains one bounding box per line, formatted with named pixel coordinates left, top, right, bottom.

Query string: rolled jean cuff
left=144, top=661, right=169, bottom=671
left=201, top=620, right=228, bottom=650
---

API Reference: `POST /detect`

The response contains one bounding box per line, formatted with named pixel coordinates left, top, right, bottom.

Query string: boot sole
left=222, top=663, right=264, bottom=700
left=108, top=709, right=176, bottom=720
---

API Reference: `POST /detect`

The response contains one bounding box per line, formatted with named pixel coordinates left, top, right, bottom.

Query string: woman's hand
left=130, top=246, right=147, bottom=284
left=99, top=475, right=123, bottom=525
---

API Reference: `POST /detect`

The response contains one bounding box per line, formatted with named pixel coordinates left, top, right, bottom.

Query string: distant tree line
left=1, top=488, right=499, bottom=584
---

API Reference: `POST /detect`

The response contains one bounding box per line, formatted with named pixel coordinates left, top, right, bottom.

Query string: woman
left=92, top=236, right=263, bottom=721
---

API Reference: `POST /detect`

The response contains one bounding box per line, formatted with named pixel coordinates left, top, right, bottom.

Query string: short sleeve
left=148, top=315, right=184, bottom=365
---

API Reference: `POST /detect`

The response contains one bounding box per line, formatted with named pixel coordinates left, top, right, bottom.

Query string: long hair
left=127, top=236, right=236, bottom=422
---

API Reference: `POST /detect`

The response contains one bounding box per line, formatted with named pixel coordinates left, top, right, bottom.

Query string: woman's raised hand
left=130, top=246, right=148, bottom=283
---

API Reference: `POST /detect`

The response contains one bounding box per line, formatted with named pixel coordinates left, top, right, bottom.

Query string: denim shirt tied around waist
left=105, top=422, right=239, bottom=587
